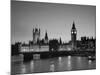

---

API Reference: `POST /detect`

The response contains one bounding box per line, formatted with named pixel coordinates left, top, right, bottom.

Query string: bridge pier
left=23, top=53, right=41, bottom=61
left=21, top=50, right=95, bottom=61
left=23, top=53, right=33, bottom=61
left=33, top=54, right=40, bottom=59
left=40, top=52, right=51, bottom=58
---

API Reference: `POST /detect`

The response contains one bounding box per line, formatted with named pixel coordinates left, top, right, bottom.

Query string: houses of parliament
left=18, top=22, right=77, bottom=52
left=11, top=22, right=96, bottom=54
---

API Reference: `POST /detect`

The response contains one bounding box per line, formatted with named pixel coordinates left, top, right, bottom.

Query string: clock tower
left=71, top=21, right=77, bottom=50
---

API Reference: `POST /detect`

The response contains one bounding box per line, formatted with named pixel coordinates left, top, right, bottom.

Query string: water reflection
left=76, top=57, right=83, bottom=69
left=12, top=56, right=96, bottom=74
left=88, top=60, right=95, bottom=69
left=67, top=56, right=72, bottom=70
left=58, top=57, right=62, bottom=61
left=50, top=63, right=55, bottom=72
left=88, top=60, right=92, bottom=64
left=58, top=57, right=62, bottom=66
left=20, top=62, right=26, bottom=74
left=30, top=60, right=34, bottom=72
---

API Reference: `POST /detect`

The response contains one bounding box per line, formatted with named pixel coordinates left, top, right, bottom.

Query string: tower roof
left=72, top=21, right=76, bottom=29
left=45, top=30, right=48, bottom=39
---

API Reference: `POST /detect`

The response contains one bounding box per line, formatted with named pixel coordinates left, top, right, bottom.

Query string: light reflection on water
left=50, top=63, right=55, bottom=72
left=30, top=60, right=34, bottom=72
left=20, top=63, right=26, bottom=74
left=67, top=56, right=72, bottom=71
left=88, top=60, right=92, bottom=64
left=11, top=56, right=96, bottom=75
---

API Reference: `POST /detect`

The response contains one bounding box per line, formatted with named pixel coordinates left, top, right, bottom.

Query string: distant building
left=80, top=36, right=96, bottom=50
left=71, top=22, right=77, bottom=50
left=11, top=42, right=21, bottom=55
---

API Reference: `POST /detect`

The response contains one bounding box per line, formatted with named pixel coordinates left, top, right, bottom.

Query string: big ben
left=71, top=22, right=77, bottom=50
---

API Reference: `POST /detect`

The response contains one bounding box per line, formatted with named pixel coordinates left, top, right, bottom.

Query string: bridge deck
left=20, top=50, right=95, bottom=56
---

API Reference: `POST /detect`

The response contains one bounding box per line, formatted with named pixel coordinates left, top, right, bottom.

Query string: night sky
left=11, top=1, right=96, bottom=44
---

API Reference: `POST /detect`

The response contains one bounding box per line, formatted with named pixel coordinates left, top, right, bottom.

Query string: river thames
left=11, top=55, right=96, bottom=75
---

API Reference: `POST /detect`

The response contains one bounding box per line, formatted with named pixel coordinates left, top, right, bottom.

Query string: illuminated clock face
left=71, top=31, right=77, bottom=34
left=71, top=31, right=73, bottom=34
left=74, top=31, right=77, bottom=34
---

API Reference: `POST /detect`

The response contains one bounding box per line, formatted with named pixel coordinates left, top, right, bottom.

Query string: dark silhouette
left=11, top=42, right=21, bottom=56
left=59, top=37, right=62, bottom=45
left=49, top=39, right=59, bottom=52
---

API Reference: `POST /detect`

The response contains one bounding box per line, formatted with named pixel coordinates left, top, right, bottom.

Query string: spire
left=39, top=28, right=40, bottom=33
left=35, top=28, right=38, bottom=32
left=59, top=37, right=62, bottom=45
left=45, top=30, right=48, bottom=40
left=33, top=28, right=34, bottom=32
left=33, top=25, right=35, bottom=32
left=72, top=21, right=76, bottom=29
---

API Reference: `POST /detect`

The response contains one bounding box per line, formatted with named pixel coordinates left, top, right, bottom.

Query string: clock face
left=71, top=31, right=77, bottom=34
left=74, top=31, right=77, bottom=34
left=71, top=31, right=73, bottom=34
